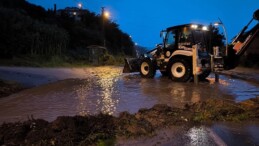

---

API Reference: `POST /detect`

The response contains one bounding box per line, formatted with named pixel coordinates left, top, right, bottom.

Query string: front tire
left=140, top=58, right=156, bottom=78
left=168, top=58, right=192, bottom=82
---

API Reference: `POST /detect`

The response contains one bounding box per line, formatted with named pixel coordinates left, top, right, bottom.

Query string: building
left=56, top=6, right=88, bottom=21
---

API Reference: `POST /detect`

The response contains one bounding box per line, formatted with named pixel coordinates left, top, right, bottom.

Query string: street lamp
left=214, top=18, right=228, bottom=56
left=104, top=11, right=110, bottom=18
left=101, top=7, right=110, bottom=47
left=78, top=3, right=82, bottom=9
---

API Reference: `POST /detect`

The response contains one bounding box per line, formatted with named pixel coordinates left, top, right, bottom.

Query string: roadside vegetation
left=0, top=54, right=126, bottom=67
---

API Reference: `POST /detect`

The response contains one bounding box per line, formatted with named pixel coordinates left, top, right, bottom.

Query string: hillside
left=0, top=0, right=135, bottom=66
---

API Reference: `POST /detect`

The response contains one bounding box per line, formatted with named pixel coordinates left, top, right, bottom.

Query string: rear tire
left=168, top=58, right=191, bottom=82
left=140, top=58, right=156, bottom=78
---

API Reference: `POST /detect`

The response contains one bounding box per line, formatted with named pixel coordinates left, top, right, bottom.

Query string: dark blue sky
left=27, top=0, right=258, bottom=48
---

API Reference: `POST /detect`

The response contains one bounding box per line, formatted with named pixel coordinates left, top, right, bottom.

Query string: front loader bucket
left=123, top=58, right=140, bottom=73
left=123, top=58, right=132, bottom=73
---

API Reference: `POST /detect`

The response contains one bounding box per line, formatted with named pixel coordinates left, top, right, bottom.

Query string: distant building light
left=73, top=12, right=77, bottom=16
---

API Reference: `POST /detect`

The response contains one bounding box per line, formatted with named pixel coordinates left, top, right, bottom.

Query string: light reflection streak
left=169, top=83, right=202, bottom=105
left=95, top=67, right=121, bottom=115
left=74, top=67, right=121, bottom=116
left=75, top=79, right=92, bottom=116
left=186, top=126, right=212, bottom=145
left=207, top=77, right=229, bottom=86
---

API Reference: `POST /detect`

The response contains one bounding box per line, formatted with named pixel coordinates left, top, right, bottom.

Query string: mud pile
left=0, top=80, right=24, bottom=98
left=1, top=97, right=259, bottom=145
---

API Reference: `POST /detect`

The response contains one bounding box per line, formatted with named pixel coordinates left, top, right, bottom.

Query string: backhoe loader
left=123, top=9, right=259, bottom=82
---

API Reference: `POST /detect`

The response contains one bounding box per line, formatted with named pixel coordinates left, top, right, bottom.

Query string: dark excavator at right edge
left=123, top=9, right=259, bottom=82
left=223, top=9, right=259, bottom=70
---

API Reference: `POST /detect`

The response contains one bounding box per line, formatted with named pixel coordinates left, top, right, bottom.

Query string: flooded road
left=0, top=66, right=258, bottom=123
left=0, top=66, right=259, bottom=145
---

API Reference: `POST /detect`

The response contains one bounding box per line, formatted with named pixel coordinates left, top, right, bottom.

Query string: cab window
left=178, top=27, right=192, bottom=48
left=165, top=30, right=176, bottom=49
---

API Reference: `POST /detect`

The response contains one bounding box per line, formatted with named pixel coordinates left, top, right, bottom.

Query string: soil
left=0, top=80, right=24, bottom=98
left=0, top=97, right=258, bottom=145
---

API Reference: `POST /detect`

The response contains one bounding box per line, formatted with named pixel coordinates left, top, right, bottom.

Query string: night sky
left=27, top=0, right=259, bottom=48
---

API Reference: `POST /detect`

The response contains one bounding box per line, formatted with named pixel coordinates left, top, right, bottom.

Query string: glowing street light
left=101, top=7, right=110, bottom=47
left=214, top=18, right=228, bottom=56
left=78, top=3, right=82, bottom=9
left=104, top=11, right=110, bottom=18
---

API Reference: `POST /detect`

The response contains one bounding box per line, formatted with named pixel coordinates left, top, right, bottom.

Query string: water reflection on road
left=74, top=67, right=121, bottom=116
left=0, top=67, right=258, bottom=123
left=92, top=67, right=120, bottom=115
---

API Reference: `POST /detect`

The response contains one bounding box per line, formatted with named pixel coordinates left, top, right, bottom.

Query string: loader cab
left=162, top=24, right=209, bottom=56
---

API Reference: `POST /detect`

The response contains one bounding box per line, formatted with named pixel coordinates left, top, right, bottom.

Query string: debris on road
left=1, top=97, right=258, bottom=145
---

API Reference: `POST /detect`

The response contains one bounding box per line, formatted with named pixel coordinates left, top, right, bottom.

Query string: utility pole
left=101, top=7, right=106, bottom=47
left=214, top=18, right=228, bottom=56
left=101, top=7, right=110, bottom=48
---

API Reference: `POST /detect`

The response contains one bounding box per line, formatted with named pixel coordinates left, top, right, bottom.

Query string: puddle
left=0, top=68, right=258, bottom=123
left=208, top=73, right=259, bottom=102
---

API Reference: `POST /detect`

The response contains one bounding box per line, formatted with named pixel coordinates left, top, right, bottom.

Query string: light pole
left=101, top=7, right=110, bottom=47
left=78, top=3, right=82, bottom=9
left=214, top=18, right=228, bottom=56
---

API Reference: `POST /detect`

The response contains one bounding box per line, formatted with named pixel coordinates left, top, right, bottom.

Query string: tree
left=0, top=7, right=68, bottom=58
left=0, top=0, right=136, bottom=64
left=207, top=24, right=225, bottom=54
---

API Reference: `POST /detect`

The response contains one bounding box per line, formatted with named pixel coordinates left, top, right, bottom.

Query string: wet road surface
left=118, top=122, right=259, bottom=146
left=0, top=66, right=259, bottom=145
left=2, top=66, right=259, bottom=122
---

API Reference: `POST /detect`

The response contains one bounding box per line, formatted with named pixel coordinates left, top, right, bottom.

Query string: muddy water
left=0, top=67, right=258, bottom=123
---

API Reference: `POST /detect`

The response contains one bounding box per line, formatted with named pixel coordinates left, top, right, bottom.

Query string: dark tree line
left=0, top=7, right=68, bottom=58
left=0, top=0, right=135, bottom=62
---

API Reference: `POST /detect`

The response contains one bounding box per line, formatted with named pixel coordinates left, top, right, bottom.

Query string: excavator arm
left=223, top=9, right=259, bottom=70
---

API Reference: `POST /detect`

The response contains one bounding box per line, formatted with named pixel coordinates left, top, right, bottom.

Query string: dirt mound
left=190, top=97, right=259, bottom=121
left=1, top=97, right=259, bottom=145
left=0, top=114, right=115, bottom=145
left=0, top=80, right=24, bottom=98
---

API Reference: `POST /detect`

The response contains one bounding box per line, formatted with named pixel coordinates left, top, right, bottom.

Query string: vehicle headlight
left=202, top=26, right=208, bottom=31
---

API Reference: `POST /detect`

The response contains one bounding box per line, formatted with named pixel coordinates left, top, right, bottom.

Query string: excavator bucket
left=254, top=9, right=259, bottom=20
left=123, top=58, right=140, bottom=73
